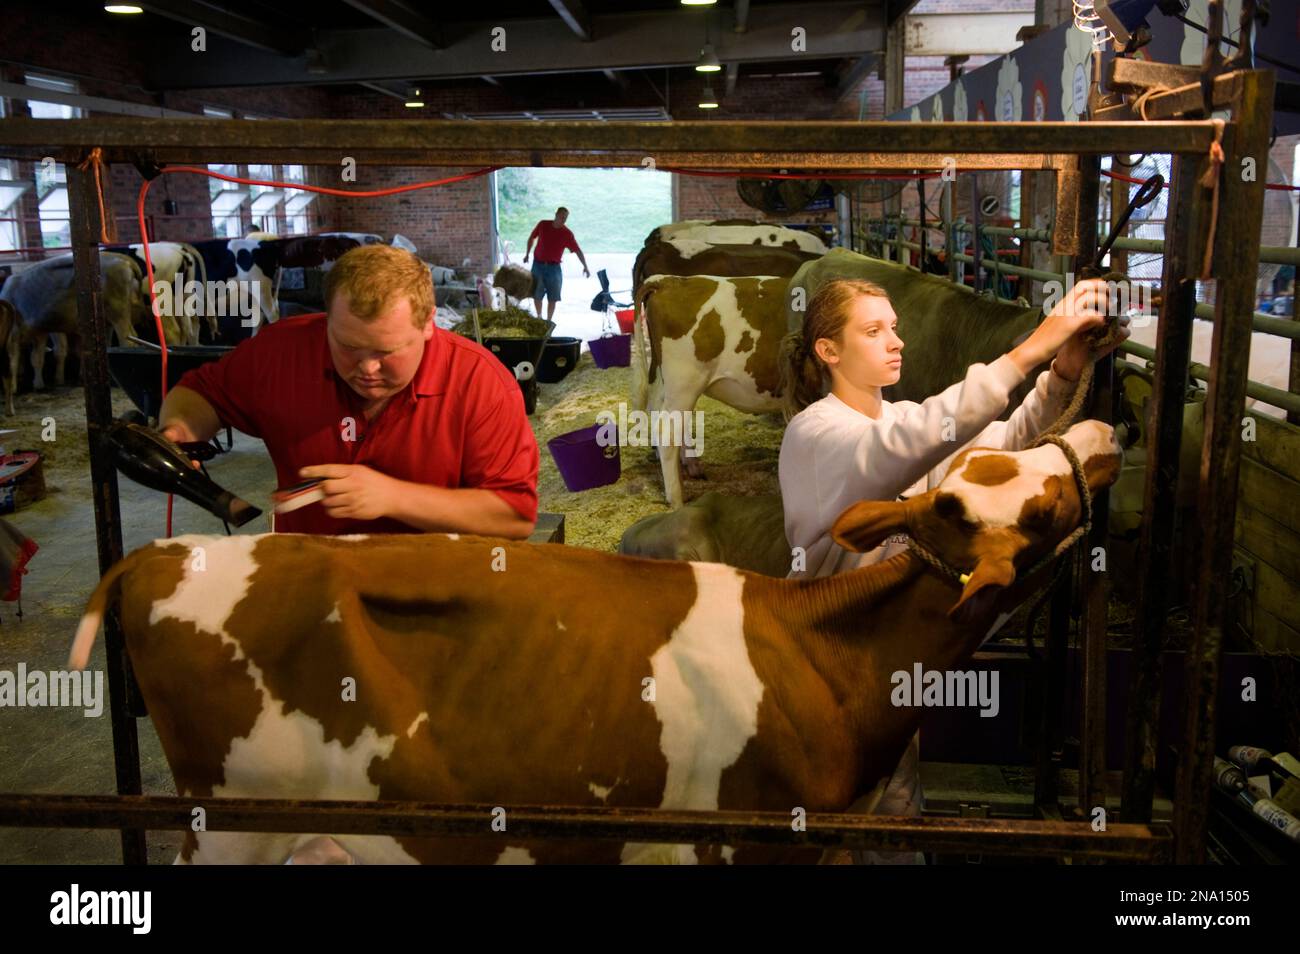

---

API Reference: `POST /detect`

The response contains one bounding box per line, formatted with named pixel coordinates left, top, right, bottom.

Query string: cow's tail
left=630, top=282, right=655, bottom=412
left=69, top=549, right=149, bottom=671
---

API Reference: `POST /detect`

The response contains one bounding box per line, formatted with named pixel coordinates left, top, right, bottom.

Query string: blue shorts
left=531, top=261, right=563, bottom=301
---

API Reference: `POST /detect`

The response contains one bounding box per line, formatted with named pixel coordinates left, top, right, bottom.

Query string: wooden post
left=67, top=160, right=147, bottom=865
left=1174, top=69, right=1275, bottom=863
left=1122, top=152, right=1207, bottom=824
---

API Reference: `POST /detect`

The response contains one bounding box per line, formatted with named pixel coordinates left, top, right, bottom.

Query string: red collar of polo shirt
left=315, top=313, right=449, bottom=399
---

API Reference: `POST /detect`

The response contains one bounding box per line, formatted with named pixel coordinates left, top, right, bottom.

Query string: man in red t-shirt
left=158, top=245, right=539, bottom=538
left=522, top=206, right=589, bottom=321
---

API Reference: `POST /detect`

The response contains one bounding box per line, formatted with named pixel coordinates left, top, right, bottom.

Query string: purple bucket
left=547, top=423, right=621, bottom=492
left=587, top=333, right=632, bottom=369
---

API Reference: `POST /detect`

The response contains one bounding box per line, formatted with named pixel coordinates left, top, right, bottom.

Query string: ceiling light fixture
left=695, top=42, right=722, bottom=72
left=104, top=4, right=144, bottom=12
left=405, top=86, right=425, bottom=108
left=698, top=85, right=719, bottom=109
left=681, top=0, right=718, bottom=6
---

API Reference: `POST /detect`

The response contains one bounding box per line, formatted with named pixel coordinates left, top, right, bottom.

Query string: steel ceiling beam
left=135, top=0, right=302, bottom=57
left=340, top=0, right=445, bottom=49
left=548, top=0, right=593, bottom=41
left=141, top=2, right=885, bottom=89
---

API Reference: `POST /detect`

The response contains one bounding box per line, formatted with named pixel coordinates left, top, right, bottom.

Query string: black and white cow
left=105, top=242, right=207, bottom=345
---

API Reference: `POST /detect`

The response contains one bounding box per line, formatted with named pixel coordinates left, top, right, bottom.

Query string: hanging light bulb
left=405, top=86, right=425, bottom=108
left=696, top=43, right=722, bottom=73
left=104, top=4, right=144, bottom=12
left=698, top=85, right=719, bottom=110
left=680, top=0, right=718, bottom=6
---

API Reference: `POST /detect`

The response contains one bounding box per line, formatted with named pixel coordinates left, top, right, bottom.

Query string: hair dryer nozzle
left=106, top=419, right=263, bottom=527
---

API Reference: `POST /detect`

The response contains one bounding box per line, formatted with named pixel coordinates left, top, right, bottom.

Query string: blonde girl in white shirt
left=777, top=276, right=1128, bottom=862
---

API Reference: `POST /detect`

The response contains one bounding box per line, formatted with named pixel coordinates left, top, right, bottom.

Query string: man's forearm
left=386, top=479, right=534, bottom=538
left=158, top=385, right=222, bottom=443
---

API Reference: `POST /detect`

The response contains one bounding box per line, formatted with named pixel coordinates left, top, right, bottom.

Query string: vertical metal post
left=1035, top=551, right=1073, bottom=813
left=1175, top=69, right=1274, bottom=863
left=1019, top=170, right=1038, bottom=298
left=991, top=232, right=1002, bottom=296
left=1071, top=154, right=1110, bottom=822
left=1109, top=159, right=1130, bottom=273
left=942, top=181, right=957, bottom=285
left=971, top=176, right=983, bottom=294
left=918, top=178, right=928, bottom=267
left=881, top=20, right=904, bottom=269
left=1288, top=232, right=1299, bottom=427
left=67, top=161, right=147, bottom=865
left=1122, top=154, right=1206, bottom=823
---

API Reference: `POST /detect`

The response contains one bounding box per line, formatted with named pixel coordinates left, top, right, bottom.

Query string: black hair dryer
left=105, top=418, right=262, bottom=528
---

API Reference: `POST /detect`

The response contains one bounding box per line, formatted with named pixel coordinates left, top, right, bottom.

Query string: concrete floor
left=509, top=251, right=636, bottom=344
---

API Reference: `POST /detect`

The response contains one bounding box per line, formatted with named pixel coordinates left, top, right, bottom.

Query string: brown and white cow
left=633, top=273, right=788, bottom=507
left=649, top=221, right=828, bottom=256
left=632, top=241, right=820, bottom=299
left=70, top=420, right=1120, bottom=864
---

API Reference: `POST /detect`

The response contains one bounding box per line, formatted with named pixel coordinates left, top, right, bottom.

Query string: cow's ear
left=947, top=549, right=1017, bottom=626
left=947, top=557, right=1015, bottom=626
left=831, top=498, right=911, bottom=552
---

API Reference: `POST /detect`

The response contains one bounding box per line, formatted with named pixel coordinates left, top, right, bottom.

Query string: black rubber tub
left=538, top=337, right=582, bottom=383
left=479, top=335, right=581, bottom=385
left=108, top=346, right=232, bottom=419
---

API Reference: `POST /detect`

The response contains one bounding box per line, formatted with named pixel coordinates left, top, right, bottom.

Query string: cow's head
left=830, top=419, right=1121, bottom=627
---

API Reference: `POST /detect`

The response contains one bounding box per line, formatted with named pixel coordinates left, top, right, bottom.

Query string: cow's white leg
left=630, top=309, right=650, bottom=412
left=30, top=332, right=46, bottom=390
left=51, top=333, right=67, bottom=387
left=654, top=372, right=709, bottom=509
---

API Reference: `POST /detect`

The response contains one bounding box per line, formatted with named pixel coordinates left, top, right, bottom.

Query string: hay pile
left=451, top=307, right=551, bottom=340
left=493, top=264, right=534, bottom=301
left=530, top=354, right=785, bottom=552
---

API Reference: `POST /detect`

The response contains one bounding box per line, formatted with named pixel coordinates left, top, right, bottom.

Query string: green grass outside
left=496, top=166, right=672, bottom=256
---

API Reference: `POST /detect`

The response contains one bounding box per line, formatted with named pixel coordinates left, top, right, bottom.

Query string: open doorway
left=493, top=166, right=672, bottom=341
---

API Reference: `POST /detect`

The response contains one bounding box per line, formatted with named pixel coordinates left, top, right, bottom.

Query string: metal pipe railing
left=867, top=214, right=1300, bottom=267
left=1121, top=340, right=1300, bottom=415
left=862, top=224, right=1300, bottom=340
left=950, top=251, right=1059, bottom=284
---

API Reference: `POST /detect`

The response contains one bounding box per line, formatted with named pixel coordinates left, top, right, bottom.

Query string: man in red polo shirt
left=157, top=244, right=539, bottom=538
left=522, top=206, right=589, bottom=321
